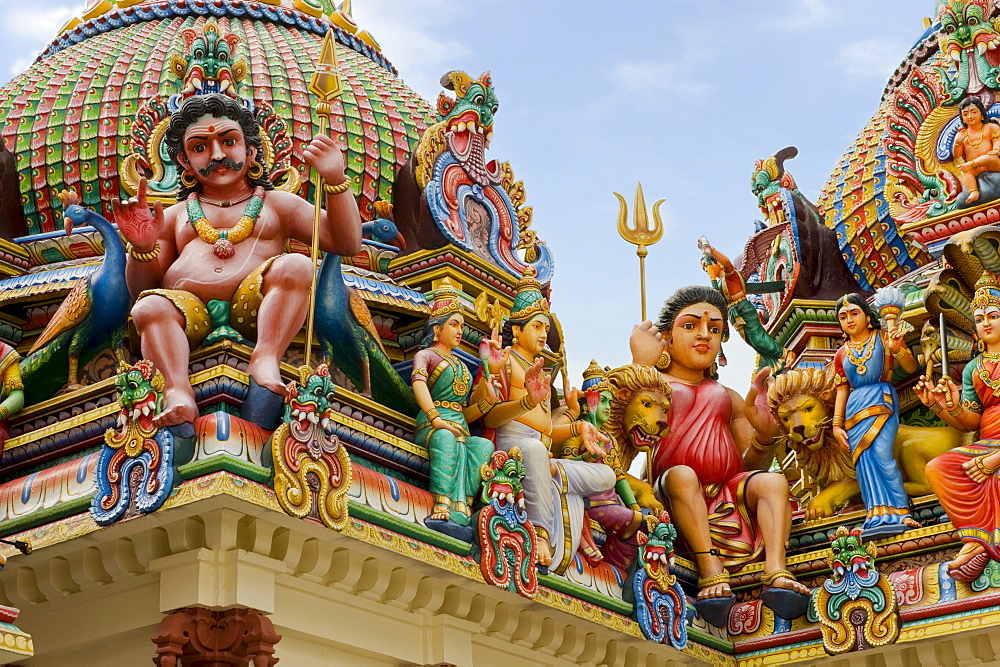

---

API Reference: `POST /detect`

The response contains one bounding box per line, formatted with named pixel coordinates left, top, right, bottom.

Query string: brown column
left=151, top=606, right=281, bottom=667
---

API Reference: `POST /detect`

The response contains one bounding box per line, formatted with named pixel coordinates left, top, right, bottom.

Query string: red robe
left=926, top=357, right=1000, bottom=557
left=654, top=378, right=765, bottom=570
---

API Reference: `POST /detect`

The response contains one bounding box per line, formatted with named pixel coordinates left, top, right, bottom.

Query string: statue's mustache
left=198, top=157, right=244, bottom=176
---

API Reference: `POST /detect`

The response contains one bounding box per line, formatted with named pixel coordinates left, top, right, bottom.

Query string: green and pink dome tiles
left=0, top=0, right=436, bottom=235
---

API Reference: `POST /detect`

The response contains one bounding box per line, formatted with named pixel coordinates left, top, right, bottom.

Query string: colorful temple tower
left=4, top=0, right=1000, bottom=665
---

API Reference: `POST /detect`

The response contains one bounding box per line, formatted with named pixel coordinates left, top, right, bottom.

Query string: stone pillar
left=151, top=606, right=281, bottom=667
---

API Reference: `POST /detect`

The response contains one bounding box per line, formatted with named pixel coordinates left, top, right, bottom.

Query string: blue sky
left=0, top=0, right=937, bottom=395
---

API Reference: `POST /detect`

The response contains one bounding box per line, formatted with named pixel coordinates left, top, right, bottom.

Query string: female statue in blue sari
left=831, top=293, right=919, bottom=539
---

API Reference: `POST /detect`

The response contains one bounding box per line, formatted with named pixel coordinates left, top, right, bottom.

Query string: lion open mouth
left=629, top=425, right=661, bottom=452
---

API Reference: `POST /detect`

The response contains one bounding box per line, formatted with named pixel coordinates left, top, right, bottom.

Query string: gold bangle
left=519, top=395, right=534, bottom=411
left=127, top=242, right=160, bottom=262
left=832, top=415, right=843, bottom=426
left=425, top=408, right=440, bottom=421
left=948, top=405, right=964, bottom=417
left=891, top=348, right=906, bottom=359
left=929, top=402, right=943, bottom=414
left=476, top=397, right=494, bottom=414
left=323, top=179, right=352, bottom=195
left=0, top=405, right=9, bottom=420
left=571, top=421, right=581, bottom=438
left=750, top=434, right=773, bottom=452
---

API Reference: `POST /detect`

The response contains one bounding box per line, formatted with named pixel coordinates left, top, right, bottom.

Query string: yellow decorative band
left=433, top=400, right=463, bottom=411
left=510, top=301, right=550, bottom=321
left=323, top=179, right=352, bottom=195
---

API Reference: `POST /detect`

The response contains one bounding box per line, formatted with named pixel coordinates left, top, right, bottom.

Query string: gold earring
left=179, top=171, right=197, bottom=188
left=655, top=349, right=671, bottom=371
left=248, top=162, right=264, bottom=179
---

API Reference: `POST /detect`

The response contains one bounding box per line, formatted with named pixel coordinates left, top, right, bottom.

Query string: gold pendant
left=857, top=365, right=867, bottom=375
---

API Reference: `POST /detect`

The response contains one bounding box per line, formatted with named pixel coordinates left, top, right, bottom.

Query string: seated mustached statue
left=630, top=284, right=810, bottom=627
left=111, top=93, right=362, bottom=429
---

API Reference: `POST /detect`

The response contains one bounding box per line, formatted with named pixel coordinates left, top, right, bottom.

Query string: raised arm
left=113, top=177, right=178, bottom=298
left=287, top=134, right=362, bottom=256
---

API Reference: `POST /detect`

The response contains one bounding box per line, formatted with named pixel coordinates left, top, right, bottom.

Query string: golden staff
left=304, top=30, right=344, bottom=369
left=615, top=183, right=664, bottom=322
left=615, top=183, right=664, bottom=483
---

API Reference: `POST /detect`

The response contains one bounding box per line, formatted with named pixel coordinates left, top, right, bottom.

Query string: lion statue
left=767, top=367, right=964, bottom=520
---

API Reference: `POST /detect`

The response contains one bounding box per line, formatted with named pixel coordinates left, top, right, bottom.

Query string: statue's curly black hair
left=164, top=93, right=273, bottom=198
left=655, top=285, right=729, bottom=339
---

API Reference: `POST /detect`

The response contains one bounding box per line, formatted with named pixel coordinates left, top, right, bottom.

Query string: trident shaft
left=304, top=30, right=345, bottom=369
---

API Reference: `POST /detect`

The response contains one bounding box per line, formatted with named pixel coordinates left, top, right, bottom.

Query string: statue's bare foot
left=246, top=359, right=286, bottom=395
left=967, top=189, right=981, bottom=204
left=535, top=536, right=553, bottom=567
left=947, top=542, right=987, bottom=576
left=153, top=389, right=198, bottom=428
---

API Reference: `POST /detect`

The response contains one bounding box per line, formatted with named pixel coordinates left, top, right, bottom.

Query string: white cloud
left=350, top=0, right=471, bottom=102
left=610, top=57, right=710, bottom=97
left=2, top=1, right=80, bottom=76
left=836, top=38, right=907, bottom=81
left=770, top=0, right=832, bottom=30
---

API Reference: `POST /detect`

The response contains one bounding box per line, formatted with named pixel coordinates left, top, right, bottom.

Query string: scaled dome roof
left=0, top=0, right=435, bottom=234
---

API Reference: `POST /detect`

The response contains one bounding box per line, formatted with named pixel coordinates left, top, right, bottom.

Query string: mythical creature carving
left=477, top=448, right=537, bottom=598
left=936, top=0, right=1000, bottom=103
left=628, top=512, right=687, bottom=650
left=92, top=360, right=174, bottom=526
left=393, top=70, right=553, bottom=282
left=768, top=367, right=962, bottom=520
left=271, top=364, right=351, bottom=531
left=810, top=527, right=900, bottom=655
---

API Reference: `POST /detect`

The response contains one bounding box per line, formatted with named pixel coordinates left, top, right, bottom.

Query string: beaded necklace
left=186, top=186, right=266, bottom=258
left=846, top=330, right=877, bottom=376
left=444, top=352, right=470, bottom=397
left=978, top=355, right=1000, bottom=396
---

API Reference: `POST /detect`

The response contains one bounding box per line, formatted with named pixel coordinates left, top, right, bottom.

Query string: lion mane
left=766, top=367, right=856, bottom=486
left=603, top=364, right=673, bottom=476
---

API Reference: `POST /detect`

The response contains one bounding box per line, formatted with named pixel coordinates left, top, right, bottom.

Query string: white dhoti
left=495, top=421, right=615, bottom=574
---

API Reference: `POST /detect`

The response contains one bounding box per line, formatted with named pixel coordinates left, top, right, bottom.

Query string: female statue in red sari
left=919, top=272, right=1000, bottom=581
left=630, top=284, right=810, bottom=626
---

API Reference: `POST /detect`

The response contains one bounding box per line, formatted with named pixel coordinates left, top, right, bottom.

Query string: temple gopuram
left=4, top=0, right=1000, bottom=665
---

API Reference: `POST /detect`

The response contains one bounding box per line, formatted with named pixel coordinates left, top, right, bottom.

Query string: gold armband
left=323, top=179, right=352, bottom=195
left=127, top=242, right=160, bottom=262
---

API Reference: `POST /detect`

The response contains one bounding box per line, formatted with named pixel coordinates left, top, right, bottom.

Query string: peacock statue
left=20, top=191, right=131, bottom=400
left=315, top=202, right=418, bottom=416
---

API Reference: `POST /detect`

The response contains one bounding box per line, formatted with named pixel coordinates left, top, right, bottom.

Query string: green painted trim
left=0, top=495, right=93, bottom=538
left=348, top=500, right=472, bottom=556
left=537, top=573, right=633, bottom=616
left=177, top=455, right=271, bottom=484
left=688, top=625, right=735, bottom=653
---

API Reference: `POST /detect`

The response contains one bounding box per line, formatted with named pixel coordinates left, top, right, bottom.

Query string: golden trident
left=304, top=30, right=345, bottom=369
left=615, top=183, right=664, bottom=321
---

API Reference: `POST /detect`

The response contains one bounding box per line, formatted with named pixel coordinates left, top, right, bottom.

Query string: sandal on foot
left=693, top=572, right=735, bottom=628
left=760, top=569, right=810, bottom=620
